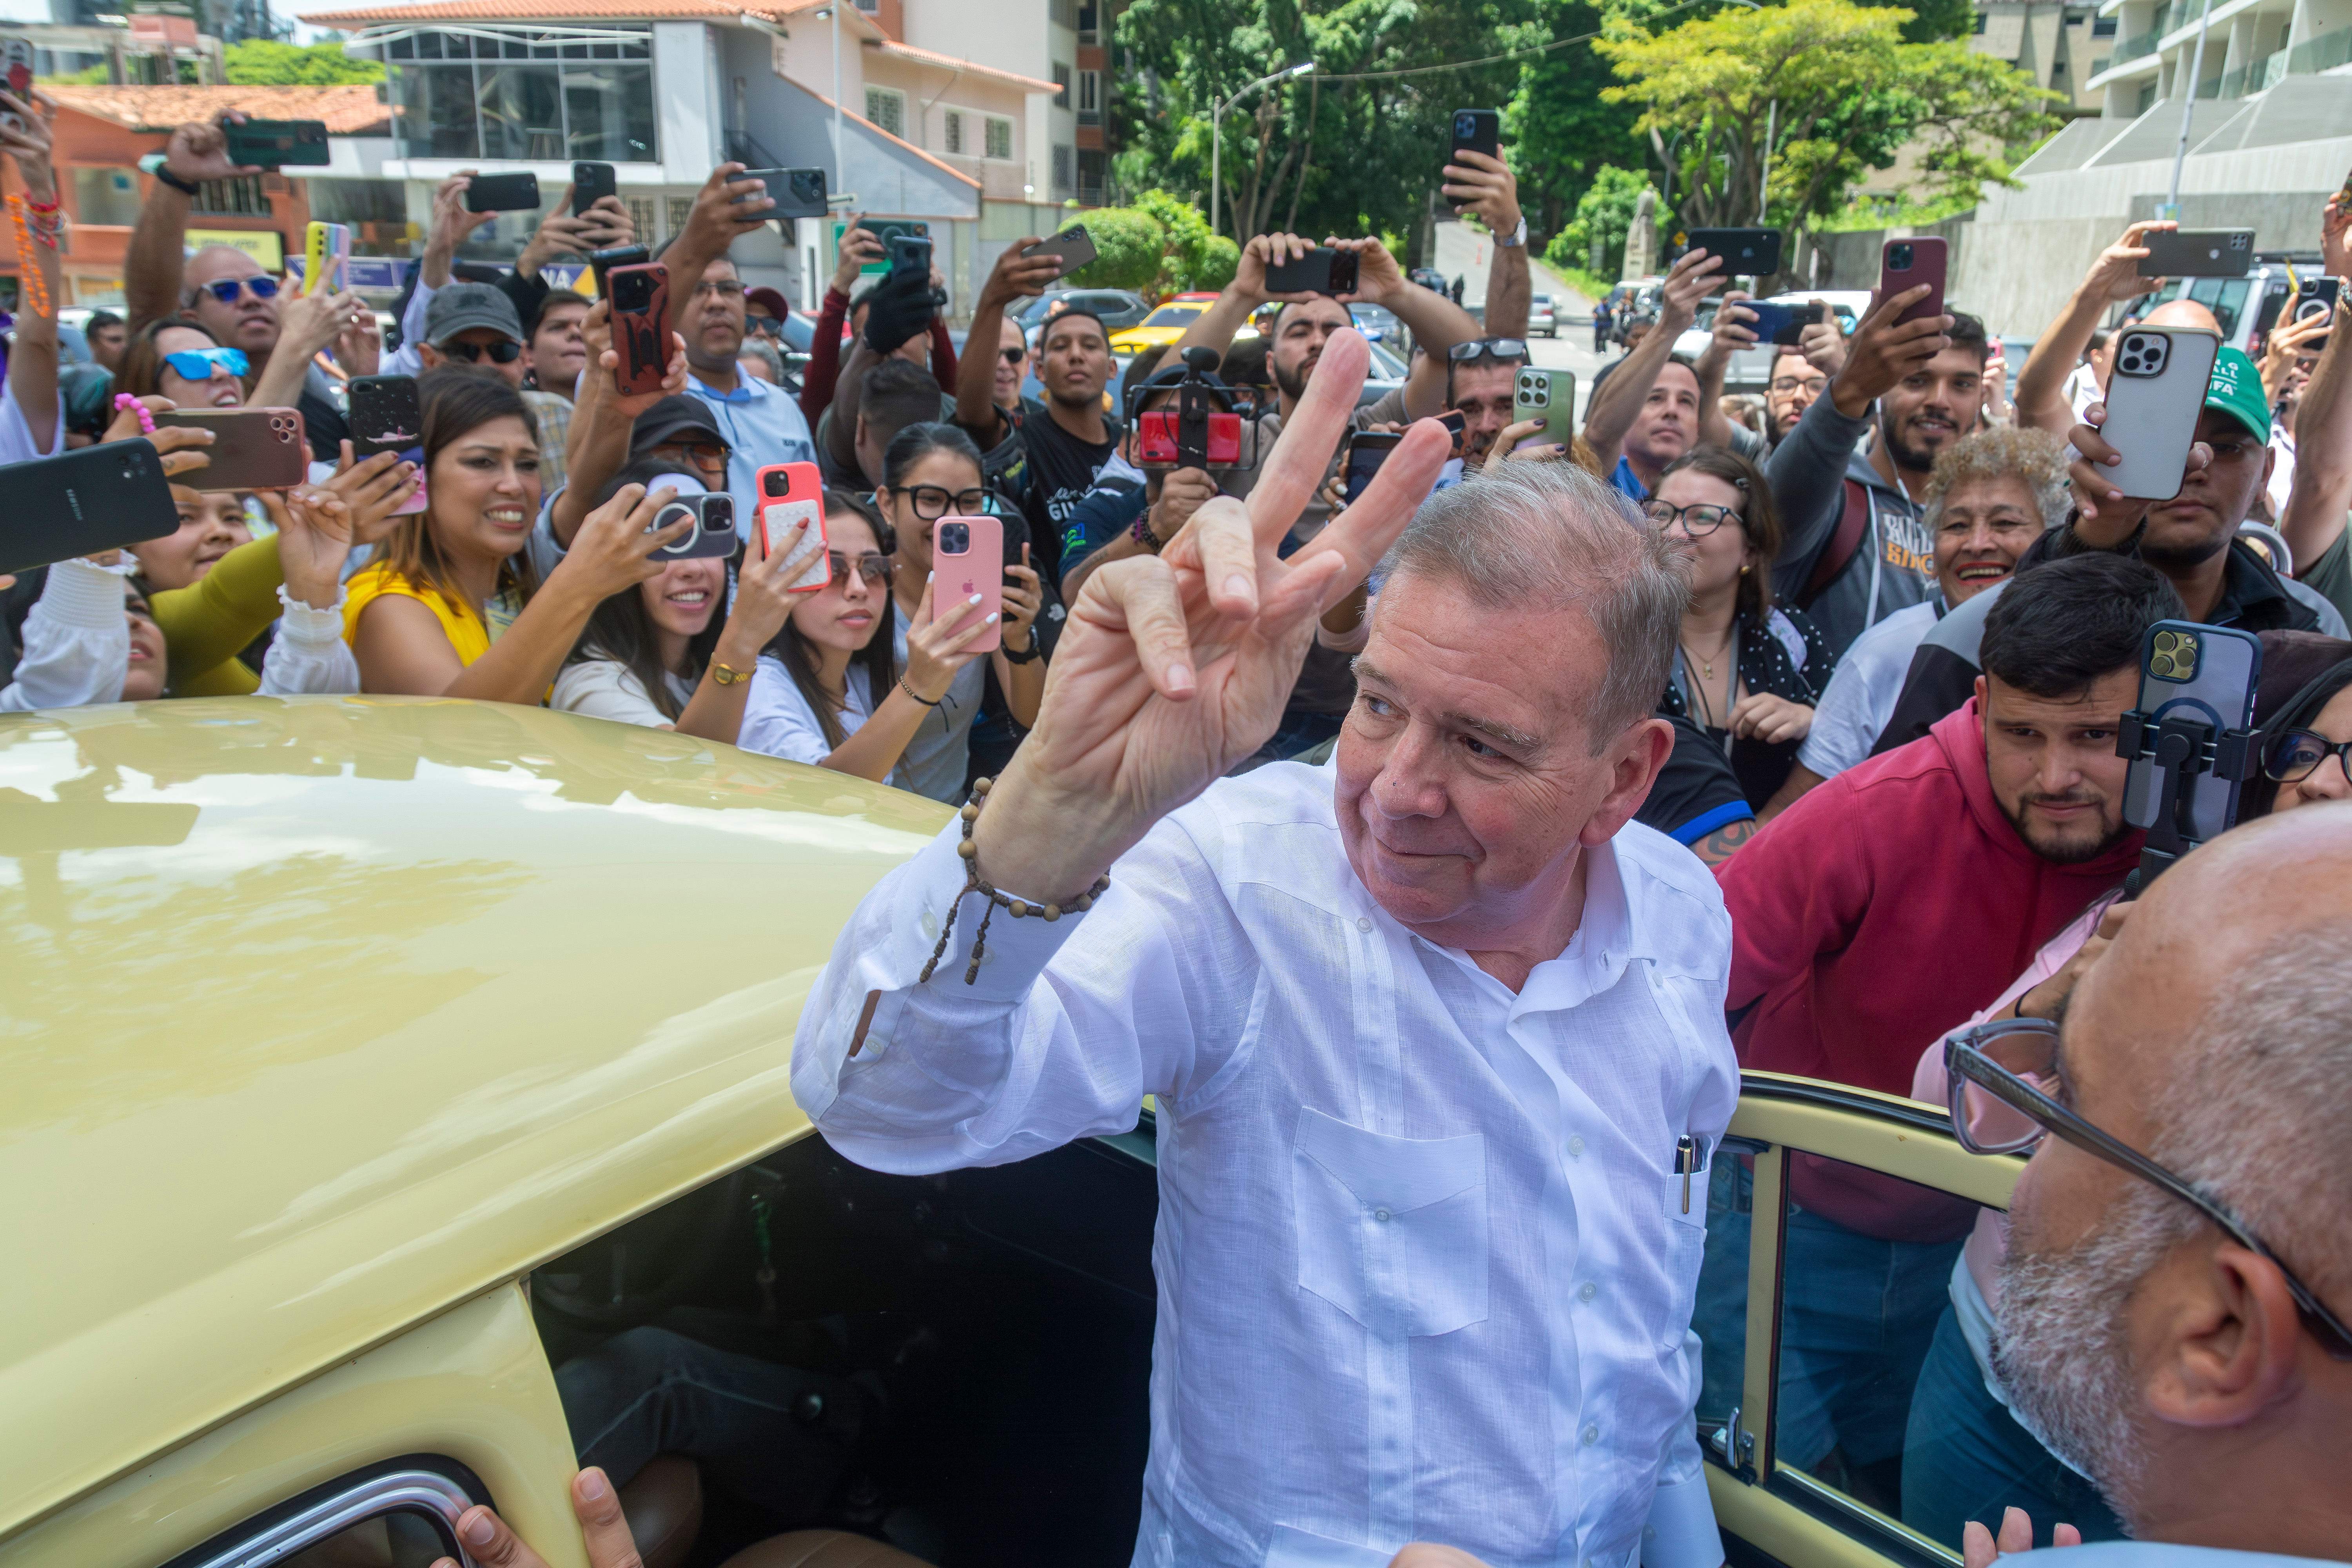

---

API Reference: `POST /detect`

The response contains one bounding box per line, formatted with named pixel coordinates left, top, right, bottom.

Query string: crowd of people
left=4, top=82, right=2348, bottom=1568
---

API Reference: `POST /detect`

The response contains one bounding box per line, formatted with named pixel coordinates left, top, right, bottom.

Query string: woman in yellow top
left=345, top=372, right=694, bottom=702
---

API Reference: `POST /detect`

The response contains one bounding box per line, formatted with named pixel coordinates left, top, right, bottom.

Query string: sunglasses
left=198, top=276, right=279, bottom=304
left=999, top=347, right=1027, bottom=365
left=828, top=550, right=893, bottom=585
left=1448, top=338, right=1529, bottom=364
left=440, top=338, right=523, bottom=364
left=162, top=347, right=250, bottom=381
left=904, top=485, right=990, bottom=521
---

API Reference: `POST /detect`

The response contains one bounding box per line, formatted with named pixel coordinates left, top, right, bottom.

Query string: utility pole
left=2165, top=0, right=2217, bottom=218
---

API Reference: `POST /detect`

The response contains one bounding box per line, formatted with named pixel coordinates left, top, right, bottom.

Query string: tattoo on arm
left=1690, top=817, right=1758, bottom=866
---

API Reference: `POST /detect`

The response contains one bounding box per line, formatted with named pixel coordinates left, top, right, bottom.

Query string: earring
left=1740, top=564, right=1751, bottom=575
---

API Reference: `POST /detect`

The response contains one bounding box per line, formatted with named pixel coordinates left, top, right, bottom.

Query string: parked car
left=1528, top=294, right=1557, bottom=338
left=1011, top=288, right=1152, bottom=339
left=2, top=695, right=2043, bottom=1568
left=1409, top=266, right=1450, bottom=295
left=1348, top=302, right=1404, bottom=350
left=2132, top=252, right=2319, bottom=362
left=1109, top=299, right=1215, bottom=355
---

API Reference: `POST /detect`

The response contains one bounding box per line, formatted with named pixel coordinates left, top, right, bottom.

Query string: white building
left=293, top=0, right=1075, bottom=315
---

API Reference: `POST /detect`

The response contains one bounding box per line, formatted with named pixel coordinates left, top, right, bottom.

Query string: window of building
left=74, top=166, right=143, bottom=227
left=1077, top=147, right=1105, bottom=206
left=1051, top=142, right=1074, bottom=194
left=866, top=85, right=904, bottom=137
left=629, top=195, right=659, bottom=244
left=985, top=115, right=1013, bottom=160
left=387, top=26, right=655, bottom=163
left=194, top=174, right=273, bottom=216
left=2094, top=13, right=2117, bottom=33
left=1971, top=10, right=1988, bottom=32
left=943, top=109, right=964, bottom=154
left=1053, top=62, right=1071, bottom=107
left=1078, top=0, right=1098, bottom=42
left=1079, top=68, right=1098, bottom=113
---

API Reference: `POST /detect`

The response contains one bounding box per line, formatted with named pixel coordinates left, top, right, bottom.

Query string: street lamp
left=1210, top=59, right=1314, bottom=239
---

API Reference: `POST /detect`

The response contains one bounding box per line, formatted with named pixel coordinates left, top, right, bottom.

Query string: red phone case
left=1134, top=409, right=1243, bottom=467
left=933, top=512, right=1003, bottom=656
left=755, top=462, right=829, bottom=591
left=609, top=262, right=670, bottom=397
left=1882, top=236, right=1948, bottom=327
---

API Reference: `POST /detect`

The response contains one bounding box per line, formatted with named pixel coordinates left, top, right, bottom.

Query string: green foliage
left=1506, top=0, right=1646, bottom=249
left=1900, top=0, right=1976, bottom=42
left=223, top=40, right=384, bottom=86
left=1065, top=207, right=1169, bottom=292
left=1543, top=162, right=1652, bottom=278
left=1131, top=188, right=1238, bottom=293
left=40, top=62, right=111, bottom=84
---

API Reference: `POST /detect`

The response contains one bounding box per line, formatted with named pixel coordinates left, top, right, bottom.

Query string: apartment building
left=1971, top=1, right=2112, bottom=113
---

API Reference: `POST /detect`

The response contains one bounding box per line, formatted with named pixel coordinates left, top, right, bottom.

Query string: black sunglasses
left=441, top=338, right=523, bottom=364
left=1448, top=338, right=1529, bottom=364
left=1000, top=347, right=1027, bottom=365
left=1945, top=1019, right=2352, bottom=1360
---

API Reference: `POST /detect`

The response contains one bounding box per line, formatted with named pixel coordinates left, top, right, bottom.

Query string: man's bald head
left=181, top=243, right=279, bottom=357
left=2142, top=298, right=2223, bottom=337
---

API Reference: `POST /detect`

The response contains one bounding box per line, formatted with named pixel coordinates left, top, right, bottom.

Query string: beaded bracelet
left=113, top=393, right=156, bottom=434
left=6, top=194, right=49, bottom=317
left=918, top=775, right=1112, bottom=986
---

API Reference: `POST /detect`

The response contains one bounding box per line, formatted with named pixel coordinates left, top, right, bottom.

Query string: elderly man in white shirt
left=795, top=330, right=1739, bottom=1568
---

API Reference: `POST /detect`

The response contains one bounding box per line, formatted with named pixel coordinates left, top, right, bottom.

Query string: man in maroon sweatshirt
left=1697, top=552, right=2178, bottom=1498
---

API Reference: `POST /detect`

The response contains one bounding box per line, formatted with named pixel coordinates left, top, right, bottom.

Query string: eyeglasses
left=1447, top=338, right=1529, bottom=365
left=440, top=338, right=523, bottom=364
left=694, top=279, right=748, bottom=299
left=162, top=347, right=249, bottom=381
left=828, top=550, right=893, bottom=585
left=1944, top=1019, right=2352, bottom=1361
left=2261, top=728, right=2352, bottom=787
left=1000, top=347, right=1027, bottom=365
left=1770, top=376, right=1827, bottom=394
left=197, top=276, right=278, bottom=305
left=904, top=485, right=989, bottom=521
left=1643, top=499, right=1739, bottom=537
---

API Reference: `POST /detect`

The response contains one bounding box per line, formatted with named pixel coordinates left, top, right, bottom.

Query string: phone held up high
left=1512, top=367, right=1572, bottom=447
left=223, top=118, right=330, bottom=169
left=463, top=171, right=542, bottom=213
left=1880, top=235, right=1949, bottom=326
left=2098, top=327, right=2221, bottom=501
left=589, top=243, right=649, bottom=299
left=1744, top=299, right=1825, bottom=347
left=1264, top=247, right=1359, bottom=298
left=0, top=441, right=177, bottom=576
left=1682, top=227, right=1783, bottom=277
left=2119, top=620, right=2262, bottom=888
left=1022, top=227, right=1099, bottom=282
left=0, top=35, right=35, bottom=131
left=347, top=374, right=423, bottom=461
left=838, top=220, right=929, bottom=277
left=2293, top=275, right=2342, bottom=352
left=647, top=486, right=737, bottom=561
left=151, top=408, right=309, bottom=492
left=2137, top=229, right=2254, bottom=279
left=1449, top=107, right=1501, bottom=168
left=933, top=513, right=1004, bottom=656
left=607, top=262, right=671, bottom=397
left=756, top=462, right=830, bottom=592
left=738, top=167, right=829, bottom=221
left=302, top=221, right=352, bottom=296
left=570, top=160, right=618, bottom=213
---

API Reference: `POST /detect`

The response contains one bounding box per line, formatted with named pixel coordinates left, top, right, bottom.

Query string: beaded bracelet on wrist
left=918, top=775, right=1112, bottom=985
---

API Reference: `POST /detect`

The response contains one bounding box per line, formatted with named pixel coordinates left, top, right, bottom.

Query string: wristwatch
left=138, top=152, right=202, bottom=198
left=1001, top=636, right=1041, bottom=664
left=1493, top=214, right=1527, bottom=249
left=710, top=661, right=751, bottom=686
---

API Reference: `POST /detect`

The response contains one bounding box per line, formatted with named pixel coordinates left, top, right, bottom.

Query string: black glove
left=862, top=269, right=943, bottom=358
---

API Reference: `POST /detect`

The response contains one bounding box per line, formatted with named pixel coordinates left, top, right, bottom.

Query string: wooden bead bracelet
left=918, top=775, right=1111, bottom=986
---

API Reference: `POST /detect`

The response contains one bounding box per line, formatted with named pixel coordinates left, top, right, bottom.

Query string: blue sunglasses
left=163, top=347, right=250, bottom=381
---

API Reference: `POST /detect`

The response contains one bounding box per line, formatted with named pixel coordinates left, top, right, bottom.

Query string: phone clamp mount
left=2117, top=705, right=2258, bottom=892
left=1127, top=346, right=1258, bottom=472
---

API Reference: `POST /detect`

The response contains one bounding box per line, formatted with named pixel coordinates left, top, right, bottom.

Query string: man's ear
left=2141, top=1240, right=2308, bottom=1432
left=1973, top=673, right=1989, bottom=715
left=1581, top=716, right=1676, bottom=848
left=418, top=342, right=444, bottom=372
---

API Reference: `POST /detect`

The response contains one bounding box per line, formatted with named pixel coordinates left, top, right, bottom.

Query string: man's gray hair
left=1377, top=460, right=1686, bottom=752
left=1920, top=426, right=2071, bottom=535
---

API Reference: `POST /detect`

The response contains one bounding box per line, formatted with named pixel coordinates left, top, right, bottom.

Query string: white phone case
left=761, top=497, right=828, bottom=590
left=2100, top=327, right=2220, bottom=502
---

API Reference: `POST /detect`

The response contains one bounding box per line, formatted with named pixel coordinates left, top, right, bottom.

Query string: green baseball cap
left=2205, top=346, right=2271, bottom=441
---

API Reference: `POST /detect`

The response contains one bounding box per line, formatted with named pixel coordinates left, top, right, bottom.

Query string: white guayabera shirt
left=794, top=758, right=1740, bottom=1568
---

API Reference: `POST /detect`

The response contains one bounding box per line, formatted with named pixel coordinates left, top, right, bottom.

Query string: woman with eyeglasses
left=553, top=458, right=823, bottom=742
left=1646, top=445, right=1830, bottom=809
left=346, top=373, right=692, bottom=703
left=1895, top=630, right=2352, bottom=1552
left=737, top=426, right=1041, bottom=798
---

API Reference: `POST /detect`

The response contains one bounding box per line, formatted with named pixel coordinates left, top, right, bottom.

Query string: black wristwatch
left=1001, top=636, right=1042, bottom=664
left=138, top=154, right=202, bottom=198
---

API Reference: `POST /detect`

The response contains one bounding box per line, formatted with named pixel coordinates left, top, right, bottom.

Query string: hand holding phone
left=1880, top=236, right=1948, bottom=326
left=463, top=171, right=542, bottom=213
left=1022, top=227, right=1099, bottom=282
left=756, top=462, right=829, bottom=591
left=607, top=262, right=671, bottom=396
left=2120, top=620, right=2262, bottom=886
left=2094, top=327, right=2221, bottom=501
left=928, top=514, right=1003, bottom=657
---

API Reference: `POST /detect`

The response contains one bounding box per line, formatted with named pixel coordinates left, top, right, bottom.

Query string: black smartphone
left=648, top=489, right=737, bottom=561
left=589, top=243, right=649, bottom=299
left=1683, top=227, right=1783, bottom=277
left=347, top=374, right=423, bottom=462
left=1449, top=107, right=1500, bottom=167
left=0, top=440, right=177, bottom=575
left=739, top=167, right=829, bottom=220
left=1343, top=430, right=1402, bottom=505
left=1437, top=408, right=1467, bottom=458
left=2293, top=276, right=2341, bottom=353
left=570, top=160, right=617, bottom=212
left=889, top=233, right=934, bottom=288
left=463, top=172, right=542, bottom=213
left=222, top=118, right=329, bottom=169
left=1023, top=227, right=1099, bottom=281
left=1745, top=299, right=1824, bottom=346
left=1265, top=247, right=1359, bottom=297
left=2138, top=229, right=2254, bottom=278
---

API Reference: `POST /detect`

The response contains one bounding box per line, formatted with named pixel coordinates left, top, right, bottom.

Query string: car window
left=1143, top=304, right=1203, bottom=329
left=162, top=1465, right=480, bottom=1568
left=2184, top=276, right=2253, bottom=338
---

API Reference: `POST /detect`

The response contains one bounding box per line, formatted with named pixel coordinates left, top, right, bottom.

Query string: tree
left=1505, top=0, right=1644, bottom=248
left=223, top=40, right=383, bottom=85
left=1594, top=0, right=2054, bottom=266
left=1543, top=163, right=1652, bottom=278
left=1132, top=189, right=1240, bottom=293
left=1067, top=208, right=1169, bottom=292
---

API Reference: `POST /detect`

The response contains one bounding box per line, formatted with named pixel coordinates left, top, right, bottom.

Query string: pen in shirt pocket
left=1675, top=1134, right=1711, bottom=1215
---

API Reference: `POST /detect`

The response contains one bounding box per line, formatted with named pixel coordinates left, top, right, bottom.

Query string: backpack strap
left=1800, top=477, right=1871, bottom=610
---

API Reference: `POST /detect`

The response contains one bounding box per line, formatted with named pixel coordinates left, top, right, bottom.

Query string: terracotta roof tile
left=47, top=83, right=390, bottom=135
left=298, top=0, right=816, bottom=24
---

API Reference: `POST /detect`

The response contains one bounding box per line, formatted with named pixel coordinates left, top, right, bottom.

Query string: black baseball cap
left=629, top=395, right=729, bottom=456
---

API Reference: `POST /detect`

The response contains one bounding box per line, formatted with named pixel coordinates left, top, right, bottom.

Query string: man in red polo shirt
left=1701, top=551, right=2176, bottom=1496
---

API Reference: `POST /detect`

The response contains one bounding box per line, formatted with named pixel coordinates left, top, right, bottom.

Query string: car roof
left=0, top=697, right=947, bottom=1542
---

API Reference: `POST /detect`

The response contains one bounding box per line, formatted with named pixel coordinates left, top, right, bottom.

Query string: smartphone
left=756, top=461, right=829, bottom=591
left=589, top=243, right=649, bottom=299
left=2293, top=276, right=2341, bottom=353
left=1449, top=107, right=1501, bottom=168
left=1437, top=408, right=1467, bottom=458
left=223, top=118, right=330, bottom=169
left=888, top=233, right=934, bottom=289
left=1512, top=367, right=1572, bottom=445
left=302, top=221, right=351, bottom=296
left=1880, top=236, right=1949, bottom=327
left=739, top=167, right=829, bottom=220
left=932, top=513, right=1003, bottom=655
left=1342, top=430, right=1402, bottom=505
left=463, top=171, right=542, bottom=213
left=571, top=160, right=617, bottom=214
left=838, top=220, right=929, bottom=277
left=0, top=440, right=177, bottom=575
left=1023, top=227, right=1099, bottom=281
left=607, top=262, right=671, bottom=397
left=1681, top=227, right=1783, bottom=278
left=2122, top=621, right=2261, bottom=850
left=646, top=488, right=737, bottom=561
left=2100, top=327, right=2221, bottom=501
left=347, top=374, right=423, bottom=461
left=1135, top=407, right=1244, bottom=469
left=2138, top=229, right=2254, bottom=279
left=1265, top=247, right=1360, bottom=297
left=151, top=408, right=308, bottom=492
left=0, top=35, right=34, bottom=134
left=1744, top=299, right=1825, bottom=346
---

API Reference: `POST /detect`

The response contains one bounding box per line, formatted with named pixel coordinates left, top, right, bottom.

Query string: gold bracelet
left=918, top=776, right=1112, bottom=985
left=710, top=660, right=751, bottom=686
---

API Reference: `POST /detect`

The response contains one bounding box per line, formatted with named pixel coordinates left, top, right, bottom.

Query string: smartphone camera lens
left=938, top=522, right=969, bottom=555
left=763, top=469, right=792, bottom=497
left=1457, top=113, right=1473, bottom=134
left=1888, top=243, right=1913, bottom=270
left=704, top=497, right=734, bottom=534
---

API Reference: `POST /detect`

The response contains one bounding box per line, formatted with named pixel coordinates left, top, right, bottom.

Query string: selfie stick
left=2115, top=705, right=2258, bottom=892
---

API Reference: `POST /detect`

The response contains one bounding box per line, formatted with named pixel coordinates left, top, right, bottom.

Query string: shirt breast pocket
left=1292, top=1107, right=1489, bottom=1339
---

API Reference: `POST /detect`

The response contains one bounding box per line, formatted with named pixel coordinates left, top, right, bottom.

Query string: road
left=1428, top=220, right=1622, bottom=426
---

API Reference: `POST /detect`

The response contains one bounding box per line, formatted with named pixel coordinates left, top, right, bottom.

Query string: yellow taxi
left=4, top=695, right=2025, bottom=1568
left=1107, top=294, right=1224, bottom=355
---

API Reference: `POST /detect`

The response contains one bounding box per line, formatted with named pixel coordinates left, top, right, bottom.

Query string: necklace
left=1683, top=625, right=1735, bottom=681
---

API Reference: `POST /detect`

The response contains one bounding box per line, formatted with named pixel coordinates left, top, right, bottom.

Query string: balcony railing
left=2109, top=26, right=2159, bottom=63
left=2287, top=25, right=2352, bottom=76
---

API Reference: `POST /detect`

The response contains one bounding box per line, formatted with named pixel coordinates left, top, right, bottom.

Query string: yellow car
left=4, top=695, right=2024, bottom=1568
left=1108, top=298, right=1219, bottom=356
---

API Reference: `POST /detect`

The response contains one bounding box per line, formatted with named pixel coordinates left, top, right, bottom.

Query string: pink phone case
left=755, top=462, right=829, bottom=591
left=933, top=513, right=1002, bottom=655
